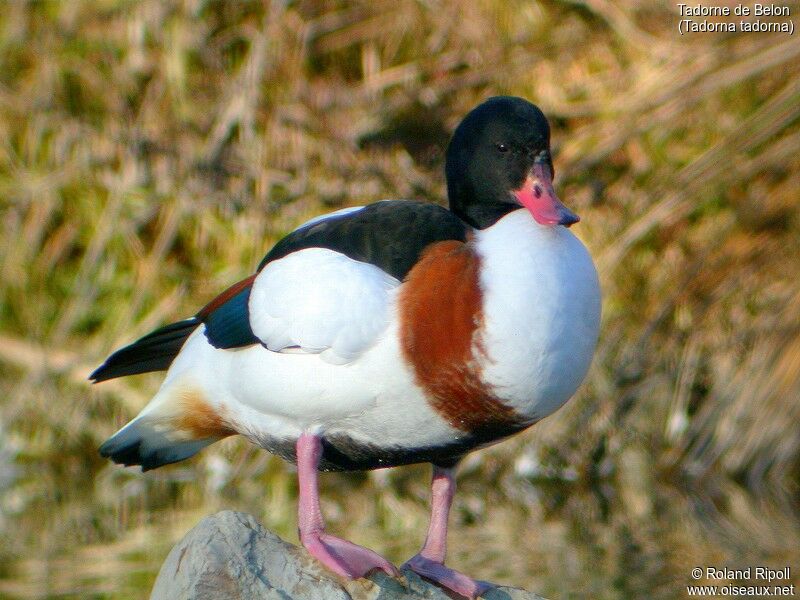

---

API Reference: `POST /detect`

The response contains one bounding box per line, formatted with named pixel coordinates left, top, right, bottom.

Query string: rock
left=150, top=510, right=546, bottom=600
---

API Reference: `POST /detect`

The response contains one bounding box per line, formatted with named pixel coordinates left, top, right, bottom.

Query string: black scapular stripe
left=203, top=200, right=467, bottom=349
left=258, top=201, right=468, bottom=280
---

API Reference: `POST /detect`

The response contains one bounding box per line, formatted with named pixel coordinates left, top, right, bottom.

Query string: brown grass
left=1, top=1, right=798, bottom=598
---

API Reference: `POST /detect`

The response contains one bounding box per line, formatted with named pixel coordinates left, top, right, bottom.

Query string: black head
left=445, top=96, right=578, bottom=230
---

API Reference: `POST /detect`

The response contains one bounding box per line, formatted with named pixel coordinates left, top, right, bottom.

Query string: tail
left=90, top=318, right=199, bottom=383
left=99, top=418, right=215, bottom=471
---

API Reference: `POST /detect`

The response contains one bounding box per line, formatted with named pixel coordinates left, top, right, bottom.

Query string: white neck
left=474, top=209, right=601, bottom=420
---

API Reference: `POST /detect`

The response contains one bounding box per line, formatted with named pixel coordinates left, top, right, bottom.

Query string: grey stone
left=150, top=510, right=546, bottom=600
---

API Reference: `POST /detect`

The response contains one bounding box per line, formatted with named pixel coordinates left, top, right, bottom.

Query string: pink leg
left=296, top=432, right=398, bottom=578
left=402, top=465, right=494, bottom=599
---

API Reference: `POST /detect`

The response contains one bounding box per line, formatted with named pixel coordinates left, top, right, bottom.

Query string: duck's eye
left=496, top=143, right=509, bottom=153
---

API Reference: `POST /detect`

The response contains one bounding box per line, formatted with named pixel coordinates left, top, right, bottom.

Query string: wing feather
left=249, top=248, right=400, bottom=364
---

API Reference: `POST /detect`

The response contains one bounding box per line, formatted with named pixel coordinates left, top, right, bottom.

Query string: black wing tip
left=88, top=358, right=154, bottom=384
left=89, top=363, right=111, bottom=383
left=90, top=318, right=200, bottom=383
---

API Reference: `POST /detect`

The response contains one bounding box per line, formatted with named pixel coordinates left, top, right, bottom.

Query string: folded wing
left=249, top=248, right=400, bottom=364
left=91, top=201, right=468, bottom=381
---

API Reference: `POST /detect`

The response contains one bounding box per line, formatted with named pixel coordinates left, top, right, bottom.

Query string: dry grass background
left=0, top=1, right=799, bottom=598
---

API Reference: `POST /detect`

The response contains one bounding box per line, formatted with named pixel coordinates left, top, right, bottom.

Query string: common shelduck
left=91, top=96, right=601, bottom=599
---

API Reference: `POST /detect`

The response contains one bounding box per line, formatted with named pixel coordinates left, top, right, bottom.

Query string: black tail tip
left=99, top=436, right=144, bottom=468
left=100, top=420, right=214, bottom=471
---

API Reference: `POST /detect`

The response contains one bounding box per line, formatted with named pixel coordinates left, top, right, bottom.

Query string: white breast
left=474, top=209, right=601, bottom=421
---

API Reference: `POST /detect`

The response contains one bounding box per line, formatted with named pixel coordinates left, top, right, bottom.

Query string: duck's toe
left=403, top=553, right=494, bottom=599
left=302, top=531, right=398, bottom=579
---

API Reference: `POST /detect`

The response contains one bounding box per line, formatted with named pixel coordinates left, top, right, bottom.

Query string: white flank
left=149, top=318, right=460, bottom=452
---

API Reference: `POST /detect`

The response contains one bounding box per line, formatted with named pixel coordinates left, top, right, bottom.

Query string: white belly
left=154, top=321, right=461, bottom=452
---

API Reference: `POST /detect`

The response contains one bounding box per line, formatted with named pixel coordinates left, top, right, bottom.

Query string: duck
left=90, top=96, right=601, bottom=599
